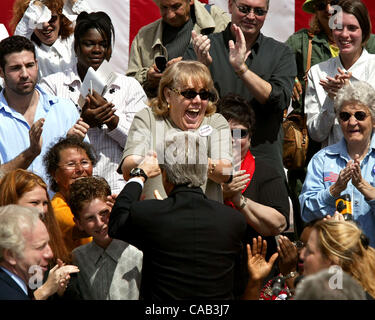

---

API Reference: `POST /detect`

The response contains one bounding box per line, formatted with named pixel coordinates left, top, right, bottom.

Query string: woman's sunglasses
left=339, top=111, right=369, bottom=122
left=231, top=129, right=249, bottom=139
left=314, top=0, right=339, bottom=11
left=170, top=87, right=213, bottom=101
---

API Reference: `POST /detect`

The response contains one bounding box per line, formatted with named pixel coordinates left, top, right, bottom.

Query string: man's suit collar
left=0, top=267, right=29, bottom=298
left=169, top=185, right=206, bottom=198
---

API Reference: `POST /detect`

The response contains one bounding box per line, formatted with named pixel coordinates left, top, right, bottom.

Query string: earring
left=168, top=104, right=170, bottom=109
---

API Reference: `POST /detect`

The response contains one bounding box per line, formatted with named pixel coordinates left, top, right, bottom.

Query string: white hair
left=160, top=131, right=208, bottom=187
left=0, top=205, right=40, bottom=261
left=334, top=81, right=375, bottom=120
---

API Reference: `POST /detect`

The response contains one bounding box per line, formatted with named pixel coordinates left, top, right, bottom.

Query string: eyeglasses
left=234, top=0, right=268, bottom=16
left=338, top=111, right=369, bottom=122
left=169, top=87, right=213, bottom=101
left=231, top=128, right=249, bottom=139
left=314, top=0, right=339, bottom=11
left=58, top=160, right=92, bottom=171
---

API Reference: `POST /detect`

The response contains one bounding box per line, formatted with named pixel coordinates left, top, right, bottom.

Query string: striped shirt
left=72, top=239, right=143, bottom=300
left=40, top=65, right=148, bottom=193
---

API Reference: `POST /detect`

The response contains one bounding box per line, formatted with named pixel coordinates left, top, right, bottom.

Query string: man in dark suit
left=0, top=205, right=53, bottom=300
left=109, top=131, right=247, bottom=300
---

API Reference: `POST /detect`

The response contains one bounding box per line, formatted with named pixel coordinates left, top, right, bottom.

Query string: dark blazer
left=0, top=267, right=30, bottom=300
left=109, top=182, right=247, bottom=301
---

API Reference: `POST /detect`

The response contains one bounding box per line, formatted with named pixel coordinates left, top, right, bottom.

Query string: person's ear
left=74, top=40, right=79, bottom=57
left=73, top=216, right=84, bottom=231
left=228, top=0, right=234, bottom=14
left=164, top=87, right=171, bottom=104
left=106, top=47, right=112, bottom=61
left=0, top=66, right=4, bottom=79
left=3, top=249, right=17, bottom=266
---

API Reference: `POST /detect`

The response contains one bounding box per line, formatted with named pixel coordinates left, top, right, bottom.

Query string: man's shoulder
left=136, top=18, right=162, bottom=37
left=261, top=33, right=292, bottom=51
left=37, top=86, right=77, bottom=110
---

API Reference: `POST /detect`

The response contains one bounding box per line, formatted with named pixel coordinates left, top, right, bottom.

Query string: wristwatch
left=284, top=271, right=298, bottom=280
left=129, top=167, right=148, bottom=182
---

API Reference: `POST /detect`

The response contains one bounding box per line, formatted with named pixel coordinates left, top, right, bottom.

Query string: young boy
left=68, top=176, right=143, bottom=300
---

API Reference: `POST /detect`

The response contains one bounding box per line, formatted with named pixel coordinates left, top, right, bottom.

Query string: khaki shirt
left=127, top=1, right=230, bottom=85
left=118, top=107, right=232, bottom=202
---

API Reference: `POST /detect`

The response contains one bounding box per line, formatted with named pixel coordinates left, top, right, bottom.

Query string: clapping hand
left=320, top=68, right=351, bottom=99
left=228, top=24, right=251, bottom=73
left=191, top=30, right=212, bottom=66
left=277, top=235, right=298, bottom=276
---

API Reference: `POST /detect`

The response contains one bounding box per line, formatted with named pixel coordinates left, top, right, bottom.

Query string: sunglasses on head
left=339, top=111, right=369, bottom=122
left=170, top=87, right=213, bottom=101
left=314, top=0, right=339, bottom=11
left=231, top=128, right=249, bottom=139
left=234, top=1, right=268, bottom=17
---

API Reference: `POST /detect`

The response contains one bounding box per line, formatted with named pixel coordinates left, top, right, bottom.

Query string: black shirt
left=185, top=24, right=297, bottom=178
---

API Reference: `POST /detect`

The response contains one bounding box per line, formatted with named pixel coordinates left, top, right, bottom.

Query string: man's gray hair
left=0, top=205, right=40, bottom=261
left=294, top=268, right=367, bottom=300
left=334, top=81, right=375, bottom=120
left=160, top=131, right=208, bottom=187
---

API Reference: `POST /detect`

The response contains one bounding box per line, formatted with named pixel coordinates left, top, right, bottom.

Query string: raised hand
left=247, top=236, right=278, bottom=282
left=277, top=235, right=298, bottom=276
left=228, top=24, right=251, bottom=73
left=191, top=30, right=212, bottom=66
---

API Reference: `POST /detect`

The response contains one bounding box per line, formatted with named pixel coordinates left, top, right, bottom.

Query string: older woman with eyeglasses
left=119, top=60, right=232, bottom=202
left=43, top=135, right=97, bottom=253
left=300, top=80, right=375, bottom=247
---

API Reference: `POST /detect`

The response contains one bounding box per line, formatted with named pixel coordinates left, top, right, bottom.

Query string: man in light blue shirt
left=0, top=35, right=87, bottom=184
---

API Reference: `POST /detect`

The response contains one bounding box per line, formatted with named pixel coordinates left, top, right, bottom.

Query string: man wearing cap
left=127, top=0, right=230, bottom=98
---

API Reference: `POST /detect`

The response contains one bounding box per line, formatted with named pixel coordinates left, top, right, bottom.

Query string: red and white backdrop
left=1, top=0, right=375, bottom=73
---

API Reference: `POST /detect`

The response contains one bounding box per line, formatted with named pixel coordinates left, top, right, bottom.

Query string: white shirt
left=305, top=49, right=375, bottom=147
left=14, top=0, right=90, bottom=79
left=39, top=65, right=148, bottom=193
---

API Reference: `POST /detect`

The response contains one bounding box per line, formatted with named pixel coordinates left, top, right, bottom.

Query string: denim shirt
left=0, top=85, right=82, bottom=185
left=300, top=134, right=375, bottom=247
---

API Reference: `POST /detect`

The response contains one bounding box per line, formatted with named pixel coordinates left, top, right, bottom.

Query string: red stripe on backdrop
left=0, top=0, right=14, bottom=34
left=129, top=0, right=160, bottom=49
left=294, top=0, right=375, bottom=33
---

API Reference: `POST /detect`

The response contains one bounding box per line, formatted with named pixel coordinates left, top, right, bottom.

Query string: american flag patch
left=324, top=172, right=338, bottom=183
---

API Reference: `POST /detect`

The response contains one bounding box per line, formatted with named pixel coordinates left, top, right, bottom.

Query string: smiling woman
left=43, top=135, right=97, bottom=253
left=120, top=60, right=233, bottom=202
left=11, top=0, right=91, bottom=78
left=300, top=80, right=375, bottom=248
left=305, top=0, right=375, bottom=147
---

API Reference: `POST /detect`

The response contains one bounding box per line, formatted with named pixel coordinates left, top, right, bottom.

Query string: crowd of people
left=1, top=0, right=375, bottom=301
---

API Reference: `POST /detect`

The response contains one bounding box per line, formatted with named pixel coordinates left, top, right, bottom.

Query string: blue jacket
left=299, top=134, right=375, bottom=247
